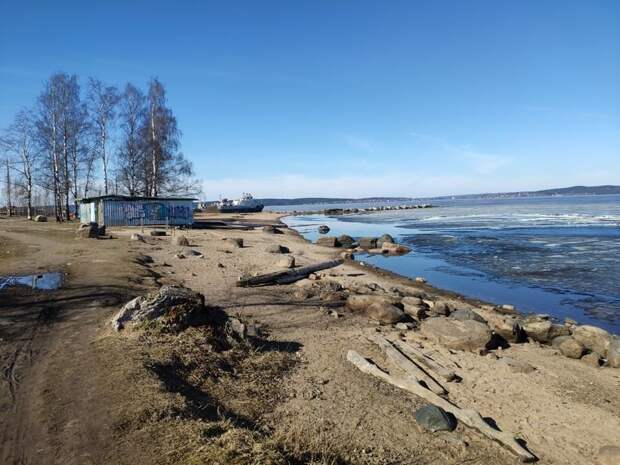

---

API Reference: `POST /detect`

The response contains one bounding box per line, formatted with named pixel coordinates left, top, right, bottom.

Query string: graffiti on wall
left=122, top=202, right=192, bottom=223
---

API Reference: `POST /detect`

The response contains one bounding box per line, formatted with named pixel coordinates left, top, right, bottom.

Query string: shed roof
left=79, top=195, right=197, bottom=203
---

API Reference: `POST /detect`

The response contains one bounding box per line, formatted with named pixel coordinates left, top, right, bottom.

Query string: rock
left=380, top=242, right=411, bottom=255
left=551, top=335, right=571, bottom=347
left=581, top=352, right=601, bottom=367
left=523, top=319, right=553, bottom=343
left=395, top=322, right=415, bottom=330
left=150, top=230, right=167, bottom=236
left=135, top=253, right=154, bottom=264
left=277, top=255, right=295, bottom=268
left=597, top=445, right=620, bottom=465
left=246, top=324, right=260, bottom=337
left=476, top=310, right=525, bottom=342
left=548, top=323, right=570, bottom=340
left=414, top=405, right=456, bottom=432
left=346, top=294, right=401, bottom=312
left=76, top=222, right=99, bottom=239
left=112, top=286, right=205, bottom=332
left=358, top=237, right=378, bottom=249
left=265, top=244, right=289, bottom=253
left=607, top=338, right=620, bottom=368
left=172, top=235, right=190, bottom=246
left=558, top=337, right=585, bottom=359
left=415, top=277, right=427, bottom=284
left=318, top=225, right=330, bottom=234
left=451, top=308, right=486, bottom=323
left=573, top=325, right=611, bottom=357
left=378, top=233, right=395, bottom=244
left=316, top=236, right=340, bottom=247
left=227, top=317, right=247, bottom=339
left=498, top=357, right=536, bottom=374
left=226, top=237, right=244, bottom=248
left=33, top=215, right=47, bottom=222
left=366, top=302, right=404, bottom=324
left=174, top=253, right=185, bottom=259
left=402, top=296, right=423, bottom=307
left=340, top=251, right=355, bottom=260
left=430, top=301, right=451, bottom=316
left=420, top=318, right=492, bottom=352
left=502, top=304, right=515, bottom=311
left=130, top=233, right=145, bottom=242
left=187, top=249, right=202, bottom=256
left=337, top=235, right=355, bottom=248
left=262, top=225, right=283, bottom=234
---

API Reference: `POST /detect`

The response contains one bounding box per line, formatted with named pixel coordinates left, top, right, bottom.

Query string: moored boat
left=217, top=193, right=264, bottom=213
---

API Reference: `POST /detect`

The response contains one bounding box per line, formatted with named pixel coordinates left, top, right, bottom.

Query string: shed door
left=90, top=203, right=97, bottom=223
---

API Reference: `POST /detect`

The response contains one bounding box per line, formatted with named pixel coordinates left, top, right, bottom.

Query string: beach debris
left=315, top=236, right=340, bottom=247
left=112, top=286, right=205, bottom=332
left=369, top=334, right=447, bottom=395
left=265, top=244, right=289, bottom=253
left=501, top=304, right=516, bottom=311
left=172, top=235, right=190, bottom=246
left=236, top=259, right=343, bottom=287
left=150, top=230, right=167, bottom=236
left=415, top=404, right=457, bottom=432
left=558, top=337, right=585, bottom=359
left=33, top=215, right=47, bottom=222
left=318, top=224, right=330, bottom=234
left=277, top=255, right=296, bottom=269
left=607, top=339, right=620, bottom=368
left=581, top=352, right=602, bottom=367
left=572, top=325, right=611, bottom=357
left=174, top=253, right=186, bottom=259
left=346, top=350, right=536, bottom=462
left=419, top=318, right=492, bottom=352
left=391, top=339, right=458, bottom=382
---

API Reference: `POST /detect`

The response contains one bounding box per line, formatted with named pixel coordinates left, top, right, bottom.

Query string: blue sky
left=1, top=0, right=619, bottom=198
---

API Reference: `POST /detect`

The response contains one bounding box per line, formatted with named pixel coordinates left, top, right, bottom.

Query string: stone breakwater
left=274, top=203, right=434, bottom=216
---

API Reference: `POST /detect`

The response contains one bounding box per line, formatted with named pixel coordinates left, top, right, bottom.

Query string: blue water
left=282, top=195, right=620, bottom=334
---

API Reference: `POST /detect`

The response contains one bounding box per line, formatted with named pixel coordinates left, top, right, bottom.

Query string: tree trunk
left=101, top=124, right=108, bottom=195
left=4, top=159, right=11, bottom=217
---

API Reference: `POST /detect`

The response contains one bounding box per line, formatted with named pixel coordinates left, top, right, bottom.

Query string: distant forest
left=1, top=73, right=198, bottom=221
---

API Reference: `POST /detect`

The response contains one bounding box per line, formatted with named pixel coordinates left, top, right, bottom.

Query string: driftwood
left=391, top=339, right=458, bottom=382
left=236, top=259, right=344, bottom=287
left=347, top=350, right=536, bottom=463
left=369, top=334, right=447, bottom=396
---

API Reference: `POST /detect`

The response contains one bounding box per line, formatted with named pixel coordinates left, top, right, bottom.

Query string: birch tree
left=88, top=78, right=119, bottom=195
left=117, top=83, right=146, bottom=195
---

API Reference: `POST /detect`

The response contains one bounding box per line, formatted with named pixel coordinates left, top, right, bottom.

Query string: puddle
left=0, top=272, right=63, bottom=291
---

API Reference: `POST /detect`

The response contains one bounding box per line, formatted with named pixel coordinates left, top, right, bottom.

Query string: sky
left=1, top=0, right=619, bottom=199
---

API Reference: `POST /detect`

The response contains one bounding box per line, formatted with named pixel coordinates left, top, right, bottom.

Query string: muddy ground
left=1, top=213, right=618, bottom=465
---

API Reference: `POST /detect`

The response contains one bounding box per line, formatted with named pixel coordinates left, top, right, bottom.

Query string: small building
left=78, top=195, right=196, bottom=227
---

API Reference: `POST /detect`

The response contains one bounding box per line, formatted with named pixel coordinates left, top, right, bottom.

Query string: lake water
left=281, top=195, right=620, bottom=334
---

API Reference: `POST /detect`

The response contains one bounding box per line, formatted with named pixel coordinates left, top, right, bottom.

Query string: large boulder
left=380, top=242, right=411, bottom=255
left=523, top=319, right=553, bottom=343
left=378, top=234, right=395, bottom=244
left=451, top=308, right=486, bottom=323
left=337, top=234, right=356, bottom=248
left=476, top=309, right=525, bottom=342
left=366, top=302, right=404, bottom=324
left=33, top=215, right=47, bottom=222
left=316, top=236, right=340, bottom=247
left=346, top=294, right=400, bottom=312
left=358, top=237, right=378, bottom=249
left=558, top=337, right=585, bottom=359
left=76, top=222, right=99, bottom=239
left=572, top=325, right=612, bottom=357
left=606, top=338, right=620, bottom=368
left=318, top=225, right=330, bottom=234
left=112, top=286, right=206, bottom=332
left=420, top=318, right=492, bottom=352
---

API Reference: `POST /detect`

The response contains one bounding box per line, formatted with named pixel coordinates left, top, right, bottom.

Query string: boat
left=216, top=193, right=264, bottom=213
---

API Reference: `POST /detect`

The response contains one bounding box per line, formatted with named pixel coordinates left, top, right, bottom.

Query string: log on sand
left=236, top=259, right=344, bottom=287
left=346, top=350, right=537, bottom=463
left=369, top=334, right=447, bottom=396
left=391, top=339, right=458, bottom=382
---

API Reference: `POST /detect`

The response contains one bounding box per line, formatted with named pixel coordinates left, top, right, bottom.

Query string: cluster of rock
left=294, top=275, right=620, bottom=367
left=284, top=204, right=434, bottom=216
left=315, top=233, right=411, bottom=256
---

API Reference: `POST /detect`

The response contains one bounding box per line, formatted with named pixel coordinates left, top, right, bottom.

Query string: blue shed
left=79, top=195, right=195, bottom=227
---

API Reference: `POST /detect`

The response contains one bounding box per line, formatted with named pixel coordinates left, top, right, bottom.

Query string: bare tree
left=3, top=109, right=39, bottom=219
left=142, top=78, right=197, bottom=196
left=117, top=83, right=146, bottom=195
left=88, top=78, right=119, bottom=195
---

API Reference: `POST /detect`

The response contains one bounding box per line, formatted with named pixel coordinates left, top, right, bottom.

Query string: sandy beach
left=1, top=212, right=619, bottom=465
